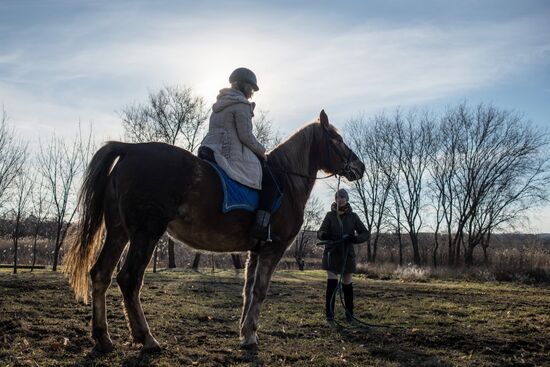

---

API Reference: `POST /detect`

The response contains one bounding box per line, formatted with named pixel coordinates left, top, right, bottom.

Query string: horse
left=63, top=110, right=365, bottom=353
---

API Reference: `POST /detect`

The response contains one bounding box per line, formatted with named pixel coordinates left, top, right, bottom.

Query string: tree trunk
left=464, top=244, right=475, bottom=266
left=455, top=238, right=461, bottom=266
left=294, top=231, right=306, bottom=269
left=410, top=233, right=421, bottom=265
left=31, top=226, right=40, bottom=272
left=52, top=242, right=60, bottom=271
left=372, top=235, right=378, bottom=263
left=448, top=237, right=454, bottom=267
left=433, top=233, right=439, bottom=268
left=192, top=252, right=201, bottom=270
left=167, top=238, right=176, bottom=268
left=481, top=232, right=491, bottom=265
left=31, top=237, right=37, bottom=272
left=13, top=237, right=18, bottom=274
left=397, top=233, right=403, bottom=266
left=366, top=240, right=372, bottom=263
left=52, top=223, right=63, bottom=271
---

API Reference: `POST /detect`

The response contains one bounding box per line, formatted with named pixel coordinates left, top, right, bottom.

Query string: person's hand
left=262, top=152, right=268, bottom=161
left=330, top=234, right=342, bottom=241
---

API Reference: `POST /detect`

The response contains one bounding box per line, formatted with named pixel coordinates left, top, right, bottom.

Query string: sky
left=1, top=0, right=549, bottom=231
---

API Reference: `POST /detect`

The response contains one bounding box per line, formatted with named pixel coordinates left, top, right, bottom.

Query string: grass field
left=0, top=269, right=548, bottom=366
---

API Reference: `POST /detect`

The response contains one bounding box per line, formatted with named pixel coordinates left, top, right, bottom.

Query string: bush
left=393, top=265, right=431, bottom=282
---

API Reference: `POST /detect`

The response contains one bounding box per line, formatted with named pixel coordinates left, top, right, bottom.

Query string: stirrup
left=249, top=224, right=268, bottom=241
left=266, top=224, right=272, bottom=242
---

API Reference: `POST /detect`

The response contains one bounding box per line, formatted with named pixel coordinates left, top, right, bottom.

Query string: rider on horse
left=198, top=67, right=279, bottom=241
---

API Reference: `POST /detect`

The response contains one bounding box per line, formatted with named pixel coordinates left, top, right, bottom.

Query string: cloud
left=2, top=6, right=549, bottom=140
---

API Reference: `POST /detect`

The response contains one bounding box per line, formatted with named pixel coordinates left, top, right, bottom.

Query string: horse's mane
left=269, top=119, right=341, bottom=163
left=267, top=120, right=341, bottom=203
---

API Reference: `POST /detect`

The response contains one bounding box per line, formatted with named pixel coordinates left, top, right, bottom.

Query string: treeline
left=344, top=103, right=550, bottom=267
left=1, top=91, right=549, bottom=274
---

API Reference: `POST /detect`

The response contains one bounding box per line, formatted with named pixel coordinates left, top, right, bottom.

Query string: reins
left=267, top=166, right=337, bottom=181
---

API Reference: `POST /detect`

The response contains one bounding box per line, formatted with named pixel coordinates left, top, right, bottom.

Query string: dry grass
left=2, top=236, right=549, bottom=284
left=1, top=269, right=549, bottom=366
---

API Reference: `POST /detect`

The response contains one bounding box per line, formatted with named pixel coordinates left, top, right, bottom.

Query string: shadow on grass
left=334, top=324, right=455, bottom=367
left=120, top=350, right=162, bottom=367
left=69, top=348, right=162, bottom=367
left=238, top=348, right=265, bottom=366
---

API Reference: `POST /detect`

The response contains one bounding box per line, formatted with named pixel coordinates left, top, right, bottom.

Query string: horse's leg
left=240, top=245, right=286, bottom=349
left=240, top=251, right=259, bottom=329
left=116, top=230, right=163, bottom=352
left=89, top=223, right=128, bottom=352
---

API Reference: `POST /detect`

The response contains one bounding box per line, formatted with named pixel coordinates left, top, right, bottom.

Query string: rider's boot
left=249, top=210, right=271, bottom=241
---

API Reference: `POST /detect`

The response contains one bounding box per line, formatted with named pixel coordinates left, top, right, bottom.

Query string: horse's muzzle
left=344, top=161, right=365, bottom=181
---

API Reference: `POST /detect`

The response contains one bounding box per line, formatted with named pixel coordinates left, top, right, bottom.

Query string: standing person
left=317, top=188, right=369, bottom=322
left=198, top=67, right=279, bottom=241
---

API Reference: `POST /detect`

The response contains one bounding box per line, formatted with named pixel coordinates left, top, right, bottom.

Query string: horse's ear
left=320, top=110, right=329, bottom=131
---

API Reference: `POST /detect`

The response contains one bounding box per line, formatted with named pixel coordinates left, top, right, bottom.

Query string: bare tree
left=38, top=127, right=93, bottom=271
left=122, top=85, right=208, bottom=151
left=427, top=103, right=550, bottom=266
left=294, top=195, right=323, bottom=270
left=345, top=115, right=393, bottom=262
left=30, top=176, right=50, bottom=271
left=0, top=108, right=26, bottom=212
left=428, top=114, right=463, bottom=267
left=378, top=110, right=436, bottom=265
left=121, top=85, right=209, bottom=270
left=456, top=104, right=549, bottom=264
left=391, top=187, right=404, bottom=266
left=10, top=159, right=32, bottom=274
left=253, top=110, right=283, bottom=150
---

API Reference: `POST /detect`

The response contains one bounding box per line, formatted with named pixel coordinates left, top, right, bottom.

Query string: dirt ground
left=0, top=269, right=548, bottom=366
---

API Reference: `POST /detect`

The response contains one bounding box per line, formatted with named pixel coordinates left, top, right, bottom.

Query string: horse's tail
left=64, top=141, right=128, bottom=304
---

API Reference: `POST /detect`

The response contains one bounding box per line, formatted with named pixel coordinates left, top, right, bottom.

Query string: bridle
left=268, top=126, right=355, bottom=181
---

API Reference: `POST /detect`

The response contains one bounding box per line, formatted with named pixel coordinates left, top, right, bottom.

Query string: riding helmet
left=229, top=67, right=259, bottom=91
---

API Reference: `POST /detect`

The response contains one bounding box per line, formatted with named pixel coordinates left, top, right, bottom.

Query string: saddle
left=198, top=147, right=282, bottom=214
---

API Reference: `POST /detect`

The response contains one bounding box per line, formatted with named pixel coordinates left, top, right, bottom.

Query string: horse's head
left=318, top=110, right=365, bottom=181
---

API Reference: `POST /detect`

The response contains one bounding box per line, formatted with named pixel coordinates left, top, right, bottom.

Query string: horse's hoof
left=142, top=339, right=161, bottom=353
left=93, top=340, right=114, bottom=354
left=240, top=333, right=259, bottom=350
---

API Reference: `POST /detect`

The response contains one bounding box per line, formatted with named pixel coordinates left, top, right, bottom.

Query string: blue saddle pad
left=206, top=161, right=282, bottom=214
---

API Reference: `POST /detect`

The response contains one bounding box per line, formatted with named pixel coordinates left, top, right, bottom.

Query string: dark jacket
left=317, top=203, right=369, bottom=274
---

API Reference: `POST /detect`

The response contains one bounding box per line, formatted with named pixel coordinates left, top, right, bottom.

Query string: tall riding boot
left=249, top=210, right=271, bottom=240
left=342, top=283, right=354, bottom=322
left=325, top=279, right=338, bottom=321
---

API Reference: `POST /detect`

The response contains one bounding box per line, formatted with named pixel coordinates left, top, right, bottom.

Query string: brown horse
left=64, top=110, right=365, bottom=353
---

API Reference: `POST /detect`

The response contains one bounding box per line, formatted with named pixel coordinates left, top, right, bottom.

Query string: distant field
left=0, top=269, right=549, bottom=366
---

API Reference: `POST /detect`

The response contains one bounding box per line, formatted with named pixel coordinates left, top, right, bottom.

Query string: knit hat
left=335, top=188, right=349, bottom=201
